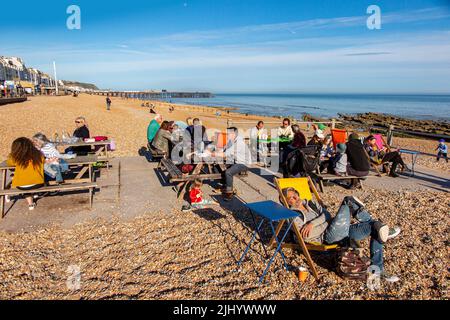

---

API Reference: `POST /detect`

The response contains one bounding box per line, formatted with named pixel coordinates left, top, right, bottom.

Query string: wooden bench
left=310, top=171, right=378, bottom=192
left=158, top=158, right=224, bottom=198
left=159, top=158, right=183, bottom=182
left=0, top=182, right=97, bottom=218
left=147, top=143, right=166, bottom=161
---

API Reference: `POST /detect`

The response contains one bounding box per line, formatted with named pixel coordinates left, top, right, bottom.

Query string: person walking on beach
left=106, top=96, right=112, bottom=111
left=436, top=139, right=448, bottom=162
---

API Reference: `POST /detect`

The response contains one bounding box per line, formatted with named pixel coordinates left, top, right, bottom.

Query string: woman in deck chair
left=364, top=135, right=409, bottom=178
left=282, top=187, right=401, bottom=283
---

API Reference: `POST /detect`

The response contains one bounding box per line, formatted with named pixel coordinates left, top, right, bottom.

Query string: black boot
left=390, top=162, right=399, bottom=177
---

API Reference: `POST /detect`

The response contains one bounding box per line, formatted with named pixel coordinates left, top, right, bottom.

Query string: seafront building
left=0, top=56, right=59, bottom=97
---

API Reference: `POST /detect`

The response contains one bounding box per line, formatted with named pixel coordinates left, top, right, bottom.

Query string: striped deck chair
left=364, top=133, right=392, bottom=176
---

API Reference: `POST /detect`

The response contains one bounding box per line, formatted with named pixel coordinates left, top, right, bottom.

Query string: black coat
left=72, top=125, right=91, bottom=154
left=346, top=139, right=370, bottom=172
left=73, top=125, right=90, bottom=140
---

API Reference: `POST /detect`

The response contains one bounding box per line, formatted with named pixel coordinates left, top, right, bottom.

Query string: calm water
left=162, top=93, right=450, bottom=121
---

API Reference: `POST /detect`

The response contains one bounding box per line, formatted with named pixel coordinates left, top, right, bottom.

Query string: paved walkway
left=0, top=155, right=448, bottom=233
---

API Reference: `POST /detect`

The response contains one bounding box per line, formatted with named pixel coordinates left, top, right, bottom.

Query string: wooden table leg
left=1, top=169, right=6, bottom=218
left=89, top=164, right=93, bottom=182
left=75, top=165, right=89, bottom=180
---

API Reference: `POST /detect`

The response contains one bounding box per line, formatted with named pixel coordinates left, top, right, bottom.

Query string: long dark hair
left=10, top=137, right=43, bottom=169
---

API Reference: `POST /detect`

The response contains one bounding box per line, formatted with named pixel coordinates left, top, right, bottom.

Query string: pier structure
left=89, top=90, right=213, bottom=100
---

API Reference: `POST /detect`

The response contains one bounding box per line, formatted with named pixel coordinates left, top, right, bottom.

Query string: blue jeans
left=323, top=197, right=384, bottom=271
left=45, top=159, right=69, bottom=183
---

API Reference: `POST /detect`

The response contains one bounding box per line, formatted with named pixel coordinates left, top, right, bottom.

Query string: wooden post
left=387, top=125, right=394, bottom=146
left=331, top=119, right=336, bottom=129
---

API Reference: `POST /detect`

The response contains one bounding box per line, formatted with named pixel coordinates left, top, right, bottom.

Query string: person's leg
left=224, top=164, right=247, bottom=192
left=323, top=200, right=351, bottom=244
left=436, top=152, right=441, bottom=162
left=25, top=196, right=33, bottom=206
left=51, top=164, right=64, bottom=183
left=59, top=159, right=69, bottom=173
left=348, top=222, right=384, bottom=271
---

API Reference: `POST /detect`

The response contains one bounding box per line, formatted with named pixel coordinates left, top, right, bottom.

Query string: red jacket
left=189, top=188, right=203, bottom=203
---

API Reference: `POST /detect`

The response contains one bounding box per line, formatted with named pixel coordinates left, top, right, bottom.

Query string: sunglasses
left=75, top=121, right=82, bottom=124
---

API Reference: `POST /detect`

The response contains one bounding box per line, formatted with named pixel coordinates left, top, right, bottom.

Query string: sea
left=162, top=93, right=450, bottom=122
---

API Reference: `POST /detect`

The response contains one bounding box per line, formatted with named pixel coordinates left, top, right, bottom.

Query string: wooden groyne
left=0, top=97, right=27, bottom=106
left=89, top=91, right=213, bottom=100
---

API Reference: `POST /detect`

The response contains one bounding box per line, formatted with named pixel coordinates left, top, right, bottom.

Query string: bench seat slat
left=0, top=183, right=97, bottom=196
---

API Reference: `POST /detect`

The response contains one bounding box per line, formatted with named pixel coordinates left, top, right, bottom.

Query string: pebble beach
left=0, top=94, right=448, bottom=300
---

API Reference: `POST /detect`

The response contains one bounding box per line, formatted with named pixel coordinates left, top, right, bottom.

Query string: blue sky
left=3, top=0, right=450, bottom=93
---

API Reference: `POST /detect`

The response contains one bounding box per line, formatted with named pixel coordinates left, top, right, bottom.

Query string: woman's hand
left=300, top=223, right=314, bottom=238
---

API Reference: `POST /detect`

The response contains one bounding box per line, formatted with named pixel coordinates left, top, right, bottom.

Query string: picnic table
left=0, top=155, right=98, bottom=217
left=53, top=139, right=112, bottom=165
left=158, top=153, right=227, bottom=198
left=258, top=137, right=293, bottom=144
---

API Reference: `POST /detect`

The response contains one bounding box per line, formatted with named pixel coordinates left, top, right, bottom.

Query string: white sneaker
left=350, top=196, right=365, bottom=208
left=387, top=226, right=401, bottom=240
left=381, top=272, right=400, bottom=283
left=5, top=195, right=11, bottom=203
left=374, top=222, right=389, bottom=243
left=29, top=203, right=36, bottom=211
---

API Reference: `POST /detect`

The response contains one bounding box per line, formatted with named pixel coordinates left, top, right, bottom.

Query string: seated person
left=68, top=116, right=91, bottom=155
left=328, top=143, right=347, bottom=176
left=307, top=133, right=324, bottom=147
left=188, top=179, right=219, bottom=209
left=312, top=123, right=327, bottom=138
left=283, top=188, right=401, bottom=283
left=277, top=118, right=294, bottom=140
left=32, top=133, right=72, bottom=184
left=147, top=114, right=163, bottom=146
left=151, top=121, right=173, bottom=156
left=208, top=127, right=251, bottom=201
left=364, top=135, right=408, bottom=177
left=6, top=137, right=45, bottom=211
left=280, top=124, right=306, bottom=164
left=186, top=118, right=209, bottom=152
left=319, top=135, right=334, bottom=172
left=277, top=118, right=294, bottom=152
left=346, top=133, right=370, bottom=189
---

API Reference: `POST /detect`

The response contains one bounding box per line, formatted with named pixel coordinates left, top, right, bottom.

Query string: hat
left=337, top=143, right=347, bottom=153
left=316, top=132, right=325, bottom=139
left=349, top=133, right=359, bottom=140
left=439, top=139, right=445, bottom=143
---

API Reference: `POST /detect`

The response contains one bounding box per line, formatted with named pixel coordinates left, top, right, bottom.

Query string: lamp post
left=53, top=61, right=59, bottom=95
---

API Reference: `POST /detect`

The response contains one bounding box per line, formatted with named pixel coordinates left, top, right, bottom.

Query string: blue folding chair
left=237, top=200, right=299, bottom=283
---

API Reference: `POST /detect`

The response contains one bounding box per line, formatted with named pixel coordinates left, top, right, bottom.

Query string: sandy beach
left=0, top=95, right=448, bottom=300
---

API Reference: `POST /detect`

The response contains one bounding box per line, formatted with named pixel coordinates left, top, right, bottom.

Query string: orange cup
left=298, top=267, right=309, bottom=282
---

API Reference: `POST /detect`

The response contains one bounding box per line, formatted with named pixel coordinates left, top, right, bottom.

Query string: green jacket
left=147, top=120, right=160, bottom=142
